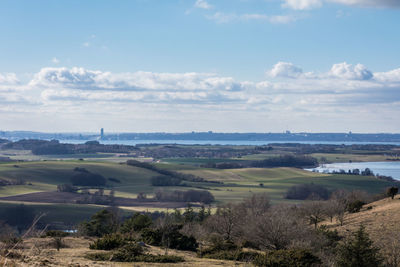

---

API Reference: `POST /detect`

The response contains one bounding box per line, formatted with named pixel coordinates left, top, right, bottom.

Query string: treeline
left=250, top=154, right=318, bottom=168
left=154, top=189, right=215, bottom=204
left=3, top=139, right=138, bottom=155
left=269, top=143, right=400, bottom=155
left=0, top=178, right=26, bottom=187
left=318, top=168, right=400, bottom=183
left=202, top=154, right=318, bottom=169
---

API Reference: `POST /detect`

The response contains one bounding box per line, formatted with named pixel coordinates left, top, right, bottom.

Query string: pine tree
left=336, top=225, right=383, bottom=267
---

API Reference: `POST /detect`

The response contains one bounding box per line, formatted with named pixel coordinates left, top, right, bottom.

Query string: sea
left=306, top=162, right=400, bottom=181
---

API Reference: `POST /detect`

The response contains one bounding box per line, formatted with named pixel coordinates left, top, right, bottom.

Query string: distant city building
left=100, top=128, right=104, bottom=139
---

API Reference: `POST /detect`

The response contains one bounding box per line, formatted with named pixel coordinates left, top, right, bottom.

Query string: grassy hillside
left=0, top=160, right=395, bottom=204
left=0, top=161, right=158, bottom=197
left=324, top=195, right=400, bottom=261
left=172, top=166, right=394, bottom=203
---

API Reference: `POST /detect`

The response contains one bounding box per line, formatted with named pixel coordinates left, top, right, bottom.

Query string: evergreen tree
left=197, top=205, right=206, bottom=222
left=183, top=204, right=195, bottom=223
left=336, top=225, right=383, bottom=267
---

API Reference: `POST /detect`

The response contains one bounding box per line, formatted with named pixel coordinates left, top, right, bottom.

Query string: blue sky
left=1, top=0, right=400, bottom=133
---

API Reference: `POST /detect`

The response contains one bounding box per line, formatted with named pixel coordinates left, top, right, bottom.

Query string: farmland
left=0, top=142, right=399, bottom=228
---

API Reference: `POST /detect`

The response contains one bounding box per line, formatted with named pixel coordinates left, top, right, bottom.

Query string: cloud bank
left=282, top=0, right=400, bottom=10
left=2, top=62, right=400, bottom=132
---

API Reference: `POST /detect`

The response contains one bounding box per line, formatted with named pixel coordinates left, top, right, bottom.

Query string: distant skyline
left=1, top=0, right=400, bottom=133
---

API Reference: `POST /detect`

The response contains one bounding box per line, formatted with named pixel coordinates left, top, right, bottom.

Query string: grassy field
left=311, top=153, right=389, bottom=163
left=0, top=160, right=395, bottom=205
left=0, top=160, right=158, bottom=196
left=173, top=166, right=395, bottom=204
left=0, top=158, right=396, bottom=230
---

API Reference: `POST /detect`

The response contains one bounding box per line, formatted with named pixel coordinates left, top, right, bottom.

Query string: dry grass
left=324, top=196, right=400, bottom=240
left=1, top=237, right=251, bottom=267
left=323, top=195, right=400, bottom=262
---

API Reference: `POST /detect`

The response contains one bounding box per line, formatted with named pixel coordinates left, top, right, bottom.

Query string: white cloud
left=207, top=12, right=298, bottom=24
left=0, top=73, right=19, bottom=85
left=206, top=12, right=236, bottom=23
left=241, top=14, right=269, bottom=20
left=282, top=0, right=400, bottom=10
left=268, top=62, right=304, bottom=78
left=195, top=0, right=213, bottom=9
left=374, top=68, right=400, bottom=83
left=3, top=63, right=400, bottom=132
left=282, top=0, right=322, bottom=10
left=328, top=0, right=400, bottom=8
left=82, top=42, right=90, bottom=47
left=29, top=67, right=245, bottom=92
left=329, top=62, right=373, bottom=80
left=269, top=15, right=298, bottom=24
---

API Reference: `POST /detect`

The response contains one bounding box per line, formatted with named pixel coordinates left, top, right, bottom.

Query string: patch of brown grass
left=323, top=195, right=400, bottom=261
left=2, top=237, right=251, bottom=266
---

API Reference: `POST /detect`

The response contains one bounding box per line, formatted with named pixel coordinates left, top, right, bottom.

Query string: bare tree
left=204, top=204, right=242, bottom=242
left=239, top=192, right=270, bottom=218
left=330, top=189, right=349, bottom=226
left=301, top=200, right=326, bottom=229
left=246, top=205, right=308, bottom=250
left=156, top=213, right=174, bottom=255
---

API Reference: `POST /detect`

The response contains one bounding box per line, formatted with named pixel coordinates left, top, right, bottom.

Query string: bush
left=253, top=249, right=321, bottom=267
left=121, top=213, right=152, bottom=234
left=200, top=249, right=260, bottom=262
left=78, top=209, right=119, bottom=237
left=57, top=184, right=77, bottom=193
left=132, top=254, right=184, bottom=263
left=85, top=252, right=113, bottom=261
left=317, top=226, right=342, bottom=249
left=43, top=230, right=69, bottom=238
left=199, top=239, right=238, bottom=256
left=346, top=200, right=365, bottom=213
left=86, top=247, right=184, bottom=263
left=141, top=228, right=163, bottom=246
left=386, top=186, right=399, bottom=199
left=140, top=226, right=198, bottom=251
left=89, top=233, right=127, bottom=250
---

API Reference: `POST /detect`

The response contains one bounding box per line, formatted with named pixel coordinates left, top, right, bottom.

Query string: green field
left=0, top=160, right=395, bottom=204
left=311, top=153, right=389, bottom=163
left=174, top=166, right=394, bottom=203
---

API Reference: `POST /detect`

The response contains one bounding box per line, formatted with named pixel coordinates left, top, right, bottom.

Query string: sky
left=1, top=0, right=400, bottom=133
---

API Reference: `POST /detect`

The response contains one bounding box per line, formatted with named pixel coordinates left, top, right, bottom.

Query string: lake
left=306, top=161, right=400, bottom=181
